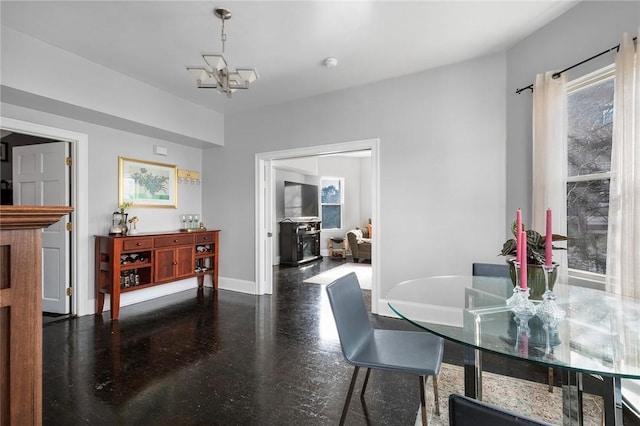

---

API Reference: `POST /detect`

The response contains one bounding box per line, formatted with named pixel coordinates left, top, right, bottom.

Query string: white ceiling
left=1, top=1, right=577, bottom=115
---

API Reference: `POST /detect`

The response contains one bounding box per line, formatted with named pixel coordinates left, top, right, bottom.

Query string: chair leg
left=419, top=375, right=428, bottom=426
left=339, top=366, right=360, bottom=426
left=418, top=374, right=440, bottom=425
left=360, top=368, right=371, bottom=399
left=548, top=367, right=554, bottom=392
left=432, top=374, right=440, bottom=416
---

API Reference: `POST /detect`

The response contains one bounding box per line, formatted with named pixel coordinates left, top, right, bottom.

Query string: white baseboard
left=218, top=276, right=256, bottom=294
left=91, top=276, right=258, bottom=315
left=98, top=278, right=199, bottom=312
left=377, top=299, right=399, bottom=318
left=377, top=298, right=463, bottom=327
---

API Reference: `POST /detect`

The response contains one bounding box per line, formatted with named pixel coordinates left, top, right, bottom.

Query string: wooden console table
left=0, top=205, right=73, bottom=426
left=95, top=230, right=219, bottom=320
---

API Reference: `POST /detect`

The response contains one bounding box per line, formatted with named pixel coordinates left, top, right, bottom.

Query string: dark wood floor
left=42, top=257, right=639, bottom=425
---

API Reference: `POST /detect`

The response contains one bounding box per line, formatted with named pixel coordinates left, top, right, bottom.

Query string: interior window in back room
left=321, top=177, right=343, bottom=230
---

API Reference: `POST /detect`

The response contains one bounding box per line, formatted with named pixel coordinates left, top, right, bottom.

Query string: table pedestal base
left=463, top=351, right=627, bottom=426
left=603, top=376, right=623, bottom=425
left=464, top=346, right=482, bottom=400
left=561, top=370, right=583, bottom=426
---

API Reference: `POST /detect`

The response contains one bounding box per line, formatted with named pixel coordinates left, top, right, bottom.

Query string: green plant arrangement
left=499, top=221, right=567, bottom=266
left=499, top=221, right=568, bottom=299
left=119, top=201, right=133, bottom=213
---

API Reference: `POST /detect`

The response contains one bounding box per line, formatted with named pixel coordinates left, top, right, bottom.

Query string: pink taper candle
left=516, top=209, right=522, bottom=264
left=520, top=230, right=528, bottom=289
left=545, top=208, right=553, bottom=267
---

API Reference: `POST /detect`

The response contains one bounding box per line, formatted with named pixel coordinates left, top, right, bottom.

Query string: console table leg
left=96, top=290, right=105, bottom=314
left=110, top=287, right=121, bottom=320
left=603, top=376, right=623, bottom=426
left=561, top=370, right=583, bottom=426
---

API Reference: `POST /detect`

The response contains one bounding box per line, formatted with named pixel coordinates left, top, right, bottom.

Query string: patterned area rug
left=417, top=363, right=603, bottom=425
left=303, top=263, right=372, bottom=289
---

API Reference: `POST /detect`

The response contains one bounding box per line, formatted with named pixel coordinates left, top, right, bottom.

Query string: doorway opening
left=1, top=132, right=71, bottom=315
left=255, top=138, right=381, bottom=313
left=1, top=117, right=89, bottom=318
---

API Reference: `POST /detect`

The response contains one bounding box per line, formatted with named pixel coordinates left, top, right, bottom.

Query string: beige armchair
left=346, top=228, right=371, bottom=263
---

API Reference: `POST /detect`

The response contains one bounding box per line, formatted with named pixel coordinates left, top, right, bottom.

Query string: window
left=321, top=177, right=343, bottom=230
left=566, top=66, right=614, bottom=275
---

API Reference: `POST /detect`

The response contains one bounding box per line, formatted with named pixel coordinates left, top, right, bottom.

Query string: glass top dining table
left=386, top=275, right=640, bottom=425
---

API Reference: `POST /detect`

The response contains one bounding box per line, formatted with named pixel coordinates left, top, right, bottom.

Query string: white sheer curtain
left=532, top=71, right=568, bottom=276
left=606, top=32, right=640, bottom=297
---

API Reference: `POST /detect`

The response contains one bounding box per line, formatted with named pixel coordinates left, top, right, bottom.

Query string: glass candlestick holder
left=513, top=313, right=531, bottom=358
left=506, top=261, right=520, bottom=307
left=536, top=264, right=565, bottom=324
left=541, top=320, right=559, bottom=363
left=510, top=286, right=537, bottom=318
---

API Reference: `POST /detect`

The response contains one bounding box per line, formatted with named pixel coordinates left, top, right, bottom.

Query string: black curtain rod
left=515, top=36, right=638, bottom=94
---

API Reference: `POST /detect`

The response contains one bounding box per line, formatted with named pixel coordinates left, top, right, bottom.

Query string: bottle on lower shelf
left=120, top=269, right=141, bottom=288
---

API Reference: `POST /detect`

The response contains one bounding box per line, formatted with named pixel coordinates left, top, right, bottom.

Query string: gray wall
left=505, top=1, right=640, bottom=231
left=203, top=51, right=508, bottom=298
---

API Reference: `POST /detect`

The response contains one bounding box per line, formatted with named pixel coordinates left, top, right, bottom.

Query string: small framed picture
left=0, top=142, right=7, bottom=161
left=118, top=157, right=178, bottom=208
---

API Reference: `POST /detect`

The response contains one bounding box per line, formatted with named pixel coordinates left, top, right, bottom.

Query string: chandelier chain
left=220, top=18, right=226, bottom=53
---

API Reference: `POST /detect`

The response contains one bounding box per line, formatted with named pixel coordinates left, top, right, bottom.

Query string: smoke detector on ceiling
left=323, top=57, right=338, bottom=68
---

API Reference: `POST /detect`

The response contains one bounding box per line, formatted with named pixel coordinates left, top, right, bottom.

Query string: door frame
left=255, top=138, right=381, bottom=313
left=0, top=117, right=89, bottom=317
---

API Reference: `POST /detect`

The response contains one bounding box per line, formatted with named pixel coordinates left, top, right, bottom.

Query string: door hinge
left=66, top=156, right=72, bottom=166
left=66, top=222, right=73, bottom=231
left=66, top=287, right=73, bottom=296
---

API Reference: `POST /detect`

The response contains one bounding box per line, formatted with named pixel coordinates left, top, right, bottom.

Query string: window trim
left=567, top=64, right=615, bottom=94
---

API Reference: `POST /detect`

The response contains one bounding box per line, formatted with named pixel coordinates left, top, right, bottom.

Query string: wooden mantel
left=0, top=205, right=73, bottom=229
left=0, top=205, right=73, bottom=426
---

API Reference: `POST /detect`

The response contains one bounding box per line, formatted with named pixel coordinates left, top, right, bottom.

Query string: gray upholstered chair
left=471, top=262, right=510, bottom=278
left=449, top=394, right=553, bottom=426
left=326, top=272, right=444, bottom=425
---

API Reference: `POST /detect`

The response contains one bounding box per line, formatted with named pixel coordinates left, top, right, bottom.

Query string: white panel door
left=13, top=142, right=71, bottom=313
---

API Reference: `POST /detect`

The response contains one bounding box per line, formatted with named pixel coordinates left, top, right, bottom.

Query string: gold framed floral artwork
left=118, top=157, right=177, bottom=208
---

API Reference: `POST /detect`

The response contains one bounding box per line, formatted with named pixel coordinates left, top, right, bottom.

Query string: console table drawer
left=154, top=234, right=194, bottom=247
left=122, top=238, right=153, bottom=251
left=196, top=232, right=216, bottom=244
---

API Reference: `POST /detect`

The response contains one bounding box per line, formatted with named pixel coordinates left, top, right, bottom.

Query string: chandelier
left=187, top=8, right=259, bottom=98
